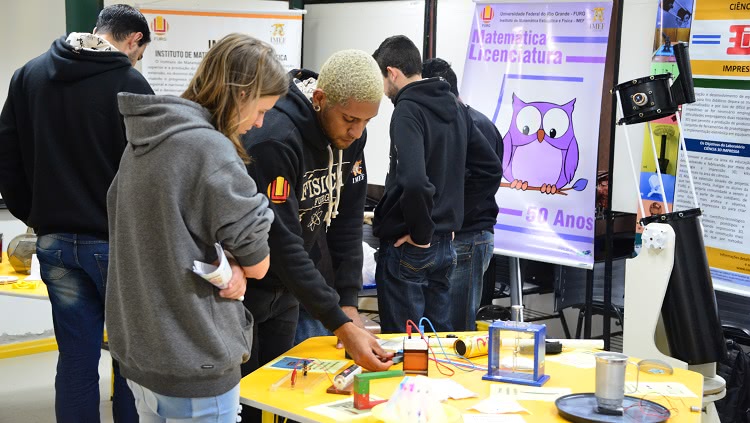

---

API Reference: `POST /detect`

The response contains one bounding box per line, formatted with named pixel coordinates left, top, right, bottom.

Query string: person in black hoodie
left=422, top=58, right=503, bottom=331
left=0, top=5, right=152, bottom=422
left=240, top=49, right=393, bottom=422
left=372, top=35, right=502, bottom=333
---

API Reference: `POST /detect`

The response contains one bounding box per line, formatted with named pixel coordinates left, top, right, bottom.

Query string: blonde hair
left=182, top=33, right=288, bottom=162
left=317, top=49, right=383, bottom=106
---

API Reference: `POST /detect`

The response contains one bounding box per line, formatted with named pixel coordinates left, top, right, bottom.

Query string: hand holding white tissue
left=192, top=243, right=244, bottom=301
left=193, top=243, right=232, bottom=288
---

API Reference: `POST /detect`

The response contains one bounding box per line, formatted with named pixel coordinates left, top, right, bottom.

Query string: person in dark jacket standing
left=240, top=48, right=393, bottom=423
left=0, top=5, right=152, bottom=422
left=372, top=36, right=502, bottom=333
left=422, top=58, right=503, bottom=331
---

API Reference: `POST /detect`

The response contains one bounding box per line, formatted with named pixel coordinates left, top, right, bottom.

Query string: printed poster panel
left=674, top=0, right=750, bottom=293
left=461, top=2, right=612, bottom=268
left=634, top=0, right=695, bottom=250
left=139, top=9, right=303, bottom=95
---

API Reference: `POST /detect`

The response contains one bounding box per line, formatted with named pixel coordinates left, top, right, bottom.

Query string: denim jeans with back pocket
left=376, top=234, right=456, bottom=333
left=448, top=230, right=494, bottom=331
left=36, top=233, right=137, bottom=423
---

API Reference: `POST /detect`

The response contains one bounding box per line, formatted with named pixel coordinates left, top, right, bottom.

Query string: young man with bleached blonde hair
left=240, top=49, right=392, bottom=422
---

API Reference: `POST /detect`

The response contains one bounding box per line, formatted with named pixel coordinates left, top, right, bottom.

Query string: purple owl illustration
left=503, top=94, right=587, bottom=195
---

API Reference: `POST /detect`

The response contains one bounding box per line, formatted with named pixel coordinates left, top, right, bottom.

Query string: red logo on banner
left=480, top=6, right=494, bottom=24
left=151, top=16, right=169, bottom=35
left=727, top=25, right=750, bottom=55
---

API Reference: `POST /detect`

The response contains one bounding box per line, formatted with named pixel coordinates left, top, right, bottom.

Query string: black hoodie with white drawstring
left=240, top=69, right=367, bottom=332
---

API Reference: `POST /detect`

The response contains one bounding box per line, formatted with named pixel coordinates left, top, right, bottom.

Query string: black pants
left=241, top=286, right=299, bottom=423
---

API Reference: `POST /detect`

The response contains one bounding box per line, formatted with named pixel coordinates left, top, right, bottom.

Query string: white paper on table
left=192, top=243, right=232, bottom=289
left=378, top=337, right=405, bottom=352
left=470, top=398, right=528, bottom=414
left=545, top=349, right=597, bottom=368
left=624, top=382, right=698, bottom=398
left=429, top=378, right=479, bottom=401
left=463, top=414, right=527, bottom=423
left=306, top=396, right=383, bottom=420
left=490, top=385, right=572, bottom=402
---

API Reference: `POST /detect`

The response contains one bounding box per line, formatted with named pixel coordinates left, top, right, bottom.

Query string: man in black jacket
left=422, top=58, right=503, bottom=331
left=372, top=36, right=502, bottom=333
left=0, top=4, right=152, bottom=422
left=240, top=49, right=392, bottom=422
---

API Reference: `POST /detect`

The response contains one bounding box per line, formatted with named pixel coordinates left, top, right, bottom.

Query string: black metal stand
left=423, top=0, right=437, bottom=61
left=583, top=0, right=624, bottom=350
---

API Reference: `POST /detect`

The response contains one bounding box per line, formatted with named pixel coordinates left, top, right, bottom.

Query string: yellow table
left=0, top=253, right=48, bottom=299
left=240, top=335, right=703, bottom=423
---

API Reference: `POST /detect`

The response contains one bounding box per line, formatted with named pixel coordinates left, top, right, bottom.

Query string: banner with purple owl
left=460, top=1, right=612, bottom=269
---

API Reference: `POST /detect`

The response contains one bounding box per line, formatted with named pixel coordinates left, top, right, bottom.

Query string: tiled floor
left=0, top=350, right=114, bottom=423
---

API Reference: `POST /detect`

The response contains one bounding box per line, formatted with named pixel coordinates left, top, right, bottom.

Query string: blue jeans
left=376, top=234, right=456, bottom=333
left=127, top=380, right=240, bottom=423
left=36, top=233, right=137, bottom=423
left=448, top=230, right=494, bottom=331
left=294, top=306, right=332, bottom=345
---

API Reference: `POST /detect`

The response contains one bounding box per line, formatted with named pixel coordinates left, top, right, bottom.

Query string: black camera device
left=612, top=42, right=695, bottom=125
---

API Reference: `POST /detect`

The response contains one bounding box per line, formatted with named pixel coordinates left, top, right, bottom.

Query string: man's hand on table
left=334, top=322, right=393, bottom=371
left=336, top=306, right=372, bottom=349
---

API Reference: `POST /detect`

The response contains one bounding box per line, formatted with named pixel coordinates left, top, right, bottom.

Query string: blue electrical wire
left=418, top=317, right=481, bottom=372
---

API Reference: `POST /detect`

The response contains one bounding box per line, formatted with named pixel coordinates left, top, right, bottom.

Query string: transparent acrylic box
left=482, top=320, right=550, bottom=387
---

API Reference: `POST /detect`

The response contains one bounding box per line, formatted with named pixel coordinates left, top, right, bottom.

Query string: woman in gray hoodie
left=106, top=34, right=288, bottom=422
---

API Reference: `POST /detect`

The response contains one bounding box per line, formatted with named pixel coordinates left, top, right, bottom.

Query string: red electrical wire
left=404, top=319, right=455, bottom=377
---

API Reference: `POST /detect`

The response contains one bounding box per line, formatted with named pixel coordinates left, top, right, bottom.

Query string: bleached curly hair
left=317, top=49, right=384, bottom=106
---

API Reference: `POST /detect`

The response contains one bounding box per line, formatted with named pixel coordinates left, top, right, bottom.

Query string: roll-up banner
left=461, top=2, right=612, bottom=268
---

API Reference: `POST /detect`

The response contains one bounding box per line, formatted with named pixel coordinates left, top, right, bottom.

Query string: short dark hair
left=372, top=35, right=421, bottom=78
left=96, top=4, right=151, bottom=46
left=422, top=58, right=458, bottom=97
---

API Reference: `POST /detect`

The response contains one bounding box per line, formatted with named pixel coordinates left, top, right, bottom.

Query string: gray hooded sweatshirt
left=106, top=93, right=273, bottom=397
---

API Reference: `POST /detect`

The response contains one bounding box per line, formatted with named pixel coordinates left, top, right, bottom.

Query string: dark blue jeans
left=294, top=306, right=332, bottom=345
left=240, top=286, right=299, bottom=423
left=376, top=234, right=456, bottom=333
left=36, top=233, right=137, bottom=423
left=448, top=230, right=494, bottom=331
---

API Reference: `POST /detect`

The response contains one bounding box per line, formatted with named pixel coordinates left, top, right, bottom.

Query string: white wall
left=303, top=1, right=425, bottom=185
left=0, top=0, right=67, bottom=248
left=0, top=0, right=65, bottom=339
left=435, top=0, right=476, bottom=90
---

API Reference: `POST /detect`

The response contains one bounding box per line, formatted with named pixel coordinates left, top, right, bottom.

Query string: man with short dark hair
left=372, top=36, right=502, bottom=333
left=422, top=57, right=503, bottom=331
left=0, top=4, right=153, bottom=421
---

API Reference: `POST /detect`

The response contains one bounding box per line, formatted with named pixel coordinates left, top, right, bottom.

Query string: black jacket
left=0, top=36, right=153, bottom=238
left=373, top=78, right=502, bottom=245
left=461, top=106, right=503, bottom=234
left=241, top=70, right=367, bottom=332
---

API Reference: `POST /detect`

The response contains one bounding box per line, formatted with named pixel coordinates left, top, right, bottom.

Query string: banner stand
left=509, top=257, right=524, bottom=321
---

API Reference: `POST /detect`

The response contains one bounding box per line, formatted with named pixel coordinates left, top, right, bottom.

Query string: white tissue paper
left=192, top=243, right=232, bottom=289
